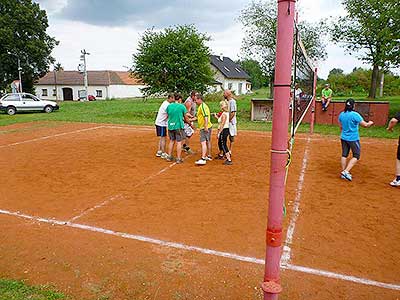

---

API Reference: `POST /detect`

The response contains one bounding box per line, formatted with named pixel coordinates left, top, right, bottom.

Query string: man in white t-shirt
left=155, top=93, right=174, bottom=158
left=223, top=90, right=237, bottom=154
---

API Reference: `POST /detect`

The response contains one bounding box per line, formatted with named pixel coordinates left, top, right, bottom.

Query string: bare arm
left=387, top=117, right=398, bottom=132
left=204, top=116, right=209, bottom=131
left=229, top=111, right=236, bottom=122
left=360, top=120, right=374, bottom=128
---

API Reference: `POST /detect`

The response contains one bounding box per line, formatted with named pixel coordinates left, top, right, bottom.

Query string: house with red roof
left=35, top=71, right=145, bottom=101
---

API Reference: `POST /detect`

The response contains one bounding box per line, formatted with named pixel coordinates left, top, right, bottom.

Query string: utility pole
left=7, top=51, right=23, bottom=93
left=80, top=49, right=90, bottom=101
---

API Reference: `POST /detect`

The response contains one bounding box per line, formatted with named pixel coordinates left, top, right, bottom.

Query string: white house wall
left=35, top=84, right=145, bottom=100
left=210, top=67, right=251, bottom=95
left=108, top=85, right=145, bottom=99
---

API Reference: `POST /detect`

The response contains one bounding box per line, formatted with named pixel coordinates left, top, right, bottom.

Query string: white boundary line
left=0, top=126, right=104, bottom=148
left=67, top=153, right=194, bottom=221
left=281, top=137, right=311, bottom=265
left=0, top=208, right=399, bottom=292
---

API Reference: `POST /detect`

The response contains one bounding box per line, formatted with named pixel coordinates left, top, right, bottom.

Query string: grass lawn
left=0, top=279, right=65, bottom=300
left=0, top=88, right=399, bottom=139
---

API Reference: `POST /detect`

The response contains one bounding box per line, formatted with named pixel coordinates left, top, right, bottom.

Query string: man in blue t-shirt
left=387, top=111, right=400, bottom=187
left=338, top=99, right=373, bottom=181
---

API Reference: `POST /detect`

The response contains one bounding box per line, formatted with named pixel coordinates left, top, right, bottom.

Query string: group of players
left=154, top=89, right=237, bottom=166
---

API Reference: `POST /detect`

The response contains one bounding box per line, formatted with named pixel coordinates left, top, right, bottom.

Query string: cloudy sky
left=35, top=0, right=370, bottom=79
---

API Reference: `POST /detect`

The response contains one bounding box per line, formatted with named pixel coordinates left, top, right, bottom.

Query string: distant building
left=35, top=71, right=145, bottom=101
left=210, top=55, right=251, bottom=95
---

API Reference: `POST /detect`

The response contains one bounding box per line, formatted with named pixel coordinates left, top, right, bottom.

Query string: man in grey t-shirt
left=224, top=90, right=237, bottom=154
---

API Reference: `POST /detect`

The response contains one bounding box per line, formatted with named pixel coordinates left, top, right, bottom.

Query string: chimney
left=219, top=53, right=223, bottom=61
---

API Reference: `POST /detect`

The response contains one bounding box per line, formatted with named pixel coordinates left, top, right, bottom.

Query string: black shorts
left=155, top=125, right=167, bottom=137
left=168, top=129, right=184, bottom=142
left=397, top=137, right=400, bottom=160
left=341, top=139, right=361, bottom=160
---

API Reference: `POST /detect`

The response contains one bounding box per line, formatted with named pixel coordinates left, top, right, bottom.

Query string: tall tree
left=237, top=59, right=267, bottom=89
left=239, top=0, right=327, bottom=93
left=0, top=0, right=58, bottom=93
left=331, top=0, right=400, bottom=98
left=132, top=25, right=214, bottom=96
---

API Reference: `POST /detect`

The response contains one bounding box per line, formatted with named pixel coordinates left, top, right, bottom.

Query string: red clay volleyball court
left=0, top=121, right=399, bottom=299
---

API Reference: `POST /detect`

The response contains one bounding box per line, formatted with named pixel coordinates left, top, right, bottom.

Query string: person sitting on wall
left=321, top=83, right=333, bottom=111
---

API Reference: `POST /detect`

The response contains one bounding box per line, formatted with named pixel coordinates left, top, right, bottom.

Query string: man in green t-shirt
left=321, top=83, right=333, bottom=111
left=166, top=94, right=189, bottom=164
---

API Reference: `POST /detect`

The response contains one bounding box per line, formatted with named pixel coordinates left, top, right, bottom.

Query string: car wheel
left=6, top=106, right=16, bottom=115
left=44, top=105, right=54, bottom=113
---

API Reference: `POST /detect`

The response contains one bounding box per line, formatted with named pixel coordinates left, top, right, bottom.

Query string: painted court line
left=0, top=208, right=399, bottom=292
left=281, top=137, right=311, bottom=265
left=68, top=194, right=124, bottom=222
left=0, top=126, right=104, bottom=149
left=68, top=153, right=194, bottom=221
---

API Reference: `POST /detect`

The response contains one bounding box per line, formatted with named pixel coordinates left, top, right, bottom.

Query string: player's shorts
left=200, top=128, right=212, bottom=143
left=341, top=139, right=361, bottom=160
left=168, top=129, right=185, bottom=142
left=155, top=125, right=167, bottom=137
left=229, top=123, right=237, bottom=142
left=184, top=123, right=194, bottom=138
left=397, top=137, right=400, bottom=160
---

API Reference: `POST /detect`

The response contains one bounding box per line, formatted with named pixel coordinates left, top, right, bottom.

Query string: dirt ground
left=0, top=121, right=399, bottom=300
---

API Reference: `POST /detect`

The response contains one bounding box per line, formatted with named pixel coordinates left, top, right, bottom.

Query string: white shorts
left=229, top=123, right=237, bottom=137
left=184, top=123, right=194, bottom=137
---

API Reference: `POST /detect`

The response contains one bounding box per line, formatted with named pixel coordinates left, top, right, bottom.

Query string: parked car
left=0, top=93, right=59, bottom=115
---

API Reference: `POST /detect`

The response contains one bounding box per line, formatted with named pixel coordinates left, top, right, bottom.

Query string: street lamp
left=7, top=51, right=23, bottom=93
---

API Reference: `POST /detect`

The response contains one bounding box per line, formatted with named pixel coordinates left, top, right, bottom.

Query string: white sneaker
left=204, top=156, right=212, bottom=161
left=160, top=152, right=168, bottom=159
left=340, top=170, right=352, bottom=181
left=389, top=179, right=400, bottom=187
left=156, top=150, right=162, bottom=157
left=195, top=158, right=207, bottom=165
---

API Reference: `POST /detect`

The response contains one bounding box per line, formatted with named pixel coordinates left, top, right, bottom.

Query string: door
left=62, top=88, right=73, bottom=101
left=20, top=93, right=43, bottom=111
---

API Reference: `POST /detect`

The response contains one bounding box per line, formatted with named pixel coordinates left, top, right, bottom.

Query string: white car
left=0, top=93, right=59, bottom=115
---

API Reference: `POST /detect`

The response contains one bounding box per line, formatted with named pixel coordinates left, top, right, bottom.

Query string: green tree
left=132, top=25, right=214, bottom=96
left=237, top=59, right=267, bottom=89
left=331, top=0, right=400, bottom=98
left=0, top=0, right=58, bottom=93
left=239, top=0, right=327, bottom=92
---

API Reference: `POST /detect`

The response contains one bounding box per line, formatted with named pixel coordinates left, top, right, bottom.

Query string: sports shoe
left=223, top=160, right=233, bottom=165
left=215, top=154, right=224, bottom=160
left=160, top=152, right=168, bottom=159
left=166, top=155, right=174, bottom=162
left=204, top=155, right=212, bottom=161
left=195, top=158, right=207, bottom=165
left=156, top=150, right=163, bottom=157
left=389, top=179, right=400, bottom=187
left=340, top=170, right=352, bottom=181
left=176, top=158, right=184, bottom=164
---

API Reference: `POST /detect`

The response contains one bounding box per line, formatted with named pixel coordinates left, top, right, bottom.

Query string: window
left=42, top=89, right=48, bottom=96
left=235, top=67, right=241, bottom=73
left=22, top=94, right=38, bottom=101
left=53, top=89, right=56, bottom=96
left=228, top=83, right=233, bottom=90
left=96, top=90, right=103, bottom=98
left=4, top=94, right=20, bottom=101
left=223, top=66, right=230, bottom=72
left=238, top=83, right=243, bottom=95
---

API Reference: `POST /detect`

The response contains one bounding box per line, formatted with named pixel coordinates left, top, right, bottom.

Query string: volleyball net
left=291, top=25, right=316, bottom=137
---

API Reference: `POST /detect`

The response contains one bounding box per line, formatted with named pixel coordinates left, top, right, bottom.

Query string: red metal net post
left=262, top=1, right=296, bottom=299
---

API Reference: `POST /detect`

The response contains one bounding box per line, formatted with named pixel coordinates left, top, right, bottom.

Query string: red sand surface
left=0, top=122, right=399, bottom=299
